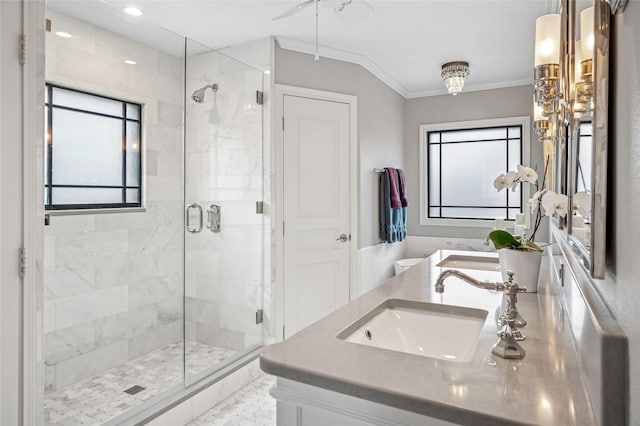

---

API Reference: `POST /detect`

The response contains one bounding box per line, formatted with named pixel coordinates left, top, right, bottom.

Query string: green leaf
left=487, top=229, right=544, bottom=252
left=521, top=240, right=544, bottom=252
left=488, top=230, right=520, bottom=250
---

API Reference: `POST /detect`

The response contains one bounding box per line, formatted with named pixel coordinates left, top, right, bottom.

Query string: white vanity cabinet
left=272, top=378, right=457, bottom=426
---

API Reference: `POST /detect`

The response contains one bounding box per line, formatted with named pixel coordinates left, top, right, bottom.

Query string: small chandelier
left=441, top=61, right=470, bottom=96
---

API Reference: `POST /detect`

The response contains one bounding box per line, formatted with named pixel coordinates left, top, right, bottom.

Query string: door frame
left=5, top=0, right=46, bottom=424
left=274, top=84, right=357, bottom=341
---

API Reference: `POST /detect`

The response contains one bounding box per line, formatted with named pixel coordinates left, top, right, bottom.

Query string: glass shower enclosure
left=42, top=4, right=265, bottom=424
left=184, top=39, right=265, bottom=385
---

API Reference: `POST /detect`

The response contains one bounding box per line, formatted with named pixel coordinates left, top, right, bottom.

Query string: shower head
left=191, top=88, right=206, bottom=103
left=191, top=83, right=219, bottom=103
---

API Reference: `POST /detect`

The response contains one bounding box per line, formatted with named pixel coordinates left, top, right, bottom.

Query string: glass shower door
left=183, top=39, right=264, bottom=384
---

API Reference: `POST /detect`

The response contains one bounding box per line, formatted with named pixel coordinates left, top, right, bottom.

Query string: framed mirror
left=567, top=0, right=610, bottom=278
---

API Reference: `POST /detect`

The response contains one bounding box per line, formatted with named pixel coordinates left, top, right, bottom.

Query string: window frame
left=419, top=116, right=531, bottom=228
left=44, top=83, right=143, bottom=211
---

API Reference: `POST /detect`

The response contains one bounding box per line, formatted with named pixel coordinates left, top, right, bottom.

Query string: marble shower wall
left=184, top=42, right=265, bottom=354
left=43, top=11, right=184, bottom=392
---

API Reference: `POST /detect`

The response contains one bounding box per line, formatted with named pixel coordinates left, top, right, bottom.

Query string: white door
left=283, top=94, right=351, bottom=337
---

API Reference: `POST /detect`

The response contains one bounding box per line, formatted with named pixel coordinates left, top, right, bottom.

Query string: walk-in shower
left=43, top=4, right=266, bottom=425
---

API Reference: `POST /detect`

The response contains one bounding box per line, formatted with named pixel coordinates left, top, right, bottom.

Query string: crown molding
left=275, top=36, right=409, bottom=97
left=405, top=79, right=533, bottom=99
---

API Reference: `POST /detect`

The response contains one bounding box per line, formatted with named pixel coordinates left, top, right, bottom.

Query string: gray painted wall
left=275, top=45, right=405, bottom=248
left=404, top=85, right=546, bottom=240
left=599, top=5, right=640, bottom=425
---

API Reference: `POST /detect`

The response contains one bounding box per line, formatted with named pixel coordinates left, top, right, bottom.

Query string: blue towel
left=379, top=169, right=406, bottom=243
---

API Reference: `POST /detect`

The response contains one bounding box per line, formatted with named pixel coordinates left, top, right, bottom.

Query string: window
left=420, top=117, right=530, bottom=226
left=45, top=84, right=142, bottom=210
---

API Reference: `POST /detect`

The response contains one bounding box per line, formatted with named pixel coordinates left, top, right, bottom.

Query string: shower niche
left=42, top=4, right=266, bottom=425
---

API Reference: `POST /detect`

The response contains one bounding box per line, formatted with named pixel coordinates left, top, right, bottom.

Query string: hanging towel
left=379, top=169, right=393, bottom=243
left=397, top=168, right=408, bottom=207
left=379, top=168, right=407, bottom=243
left=386, top=167, right=402, bottom=209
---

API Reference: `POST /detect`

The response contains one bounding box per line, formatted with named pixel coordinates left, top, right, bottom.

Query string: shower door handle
left=186, top=203, right=203, bottom=234
left=207, top=204, right=221, bottom=233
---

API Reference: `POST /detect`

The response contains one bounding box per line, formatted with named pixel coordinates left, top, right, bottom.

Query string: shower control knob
left=337, top=234, right=350, bottom=243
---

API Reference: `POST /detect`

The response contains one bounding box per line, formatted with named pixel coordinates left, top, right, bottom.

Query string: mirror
left=567, top=0, right=610, bottom=278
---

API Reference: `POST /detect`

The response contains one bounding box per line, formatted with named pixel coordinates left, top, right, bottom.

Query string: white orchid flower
left=505, top=171, right=518, bottom=191
left=528, top=189, right=545, bottom=212
left=542, top=191, right=569, bottom=217
left=573, top=191, right=592, bottom=217
left=493, top=174, right=508, bottom=192
left=516, top=164, right=538, bottom=184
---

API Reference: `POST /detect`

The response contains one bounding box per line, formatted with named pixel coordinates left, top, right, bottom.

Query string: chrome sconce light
left=533, top=14, right=562, bottom=118
left=574, top=7, right=595, bottom=115
left=533, top=101, right=551, bottom=141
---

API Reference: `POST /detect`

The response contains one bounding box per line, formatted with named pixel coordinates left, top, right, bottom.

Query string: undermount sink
left=436, top=254, right=501, bottom=272
left=337, top=299, right=488, bottom=363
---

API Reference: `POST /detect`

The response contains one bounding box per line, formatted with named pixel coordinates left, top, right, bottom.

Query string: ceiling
left=47, top=0, right=554, bottom=98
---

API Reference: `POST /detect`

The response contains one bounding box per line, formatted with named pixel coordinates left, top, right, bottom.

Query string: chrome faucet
left=435, top=269, right=528, bottom=360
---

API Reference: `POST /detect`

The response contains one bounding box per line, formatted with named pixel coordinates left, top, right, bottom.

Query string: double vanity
left=260, top=249, right=614, bottom=425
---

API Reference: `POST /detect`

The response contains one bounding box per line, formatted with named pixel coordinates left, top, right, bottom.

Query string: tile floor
left=44, top=340, right=236, bottom=426
left=189, top=374, right=276, bottom=426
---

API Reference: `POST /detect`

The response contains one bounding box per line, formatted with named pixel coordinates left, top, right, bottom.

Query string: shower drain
left=124, top=385, right=146, bottom=395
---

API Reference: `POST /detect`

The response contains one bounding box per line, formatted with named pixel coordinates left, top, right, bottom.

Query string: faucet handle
left=504, top=270, right=527, bottom=293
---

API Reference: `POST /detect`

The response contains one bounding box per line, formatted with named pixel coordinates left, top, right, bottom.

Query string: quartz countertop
left=260, top=250, right=596, bottom=426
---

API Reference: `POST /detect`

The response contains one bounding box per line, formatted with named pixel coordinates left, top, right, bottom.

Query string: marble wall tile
left=44, top=264, right=96, bottom=301
left=94, top=305, right=158, bottom=348
left=128, top=322, right=182, bottom=359
left=128, top=274, right=181, bottom=310
left=55, top=341, right=128, bottom=389
left=44, top=365, right=56, bottom=393
left=45, top=322, right=96, bottom=365
left=157, top=297, right=182, bottom=325
left=218, top=304, right=261, bottom=336
left=45, top=215, right=96, bottom=235
left=145, top=126, right=182, bottom=152
left=53, top=285, right=128, bottom=330
left=185, top=297, right=219, bottom=325
left=193, top=323, right=245, bottom=351
left=146, top=150, right=159, bottom=176
left=157, top=101, right=183, bottom=129
left=128, top=226, right=181, bottom=254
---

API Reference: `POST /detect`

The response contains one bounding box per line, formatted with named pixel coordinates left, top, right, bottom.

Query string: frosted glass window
left=426, top=124, right=523, bottom=221
left=54, top=87, right=123, bottom=117
left=126, top=121, right=141, bottom=186
left=52, top=110, right=123, bottom=186
left=45, top=84, right=142, bottom=210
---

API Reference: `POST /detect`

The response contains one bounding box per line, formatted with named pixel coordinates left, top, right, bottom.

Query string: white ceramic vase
left=497, top=249, right=543, bottom=293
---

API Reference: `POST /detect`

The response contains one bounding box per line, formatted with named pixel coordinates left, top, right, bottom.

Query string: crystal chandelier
left=441, top=61, right=470, bottom=96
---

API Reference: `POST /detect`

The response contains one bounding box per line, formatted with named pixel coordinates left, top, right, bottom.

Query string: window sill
left=421, top=217, right=517, bottom=228
left=46, top=207, right=146, bottom=216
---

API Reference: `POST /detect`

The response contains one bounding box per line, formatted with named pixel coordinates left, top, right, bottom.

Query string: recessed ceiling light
left=124, top=7, right=143, bottom=17
left=55, top=31, right=72, bottom=38
left=124, top=59, right=137, bottom=65
left=263, top=70, right=271, bottom=75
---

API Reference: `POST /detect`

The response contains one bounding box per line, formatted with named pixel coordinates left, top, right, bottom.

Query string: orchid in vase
left=488, top=160, right=568, bottom=253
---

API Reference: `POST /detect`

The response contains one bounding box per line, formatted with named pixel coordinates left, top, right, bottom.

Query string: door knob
left=337, top=234, right=350, bottom=243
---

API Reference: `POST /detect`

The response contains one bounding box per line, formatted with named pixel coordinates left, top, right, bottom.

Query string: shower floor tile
left=189, top=373, right=276, bottom=426
left=44, top=340, right=236, bottom=426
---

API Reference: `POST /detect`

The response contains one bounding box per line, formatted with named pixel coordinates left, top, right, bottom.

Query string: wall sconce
left=533, top=101, right=551, bottom=141
left=575, top=7, right=594, bottom=113
left=534, top=14, right=562, bottom=116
